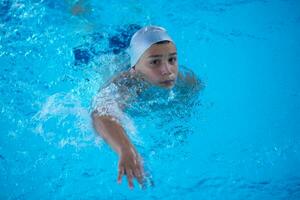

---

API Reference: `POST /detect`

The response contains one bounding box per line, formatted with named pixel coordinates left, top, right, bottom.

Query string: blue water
left=1, top=0, right=300, bottom=199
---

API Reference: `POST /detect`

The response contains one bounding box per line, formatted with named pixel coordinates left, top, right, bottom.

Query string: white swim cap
left=128, top=25, right=173, bottom=67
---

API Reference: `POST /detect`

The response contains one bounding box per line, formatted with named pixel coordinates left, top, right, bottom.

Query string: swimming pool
left=1, top=0, right=300, bottom=199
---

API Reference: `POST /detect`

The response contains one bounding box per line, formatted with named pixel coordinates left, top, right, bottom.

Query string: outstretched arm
left=92, top=112, right=144, bottom=189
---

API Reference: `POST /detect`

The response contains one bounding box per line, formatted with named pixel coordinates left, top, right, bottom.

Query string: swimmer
left=91, top=26, right=201, bottom=189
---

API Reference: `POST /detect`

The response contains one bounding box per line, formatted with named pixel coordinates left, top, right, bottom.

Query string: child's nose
left=161, top=61, right=172, bottom=75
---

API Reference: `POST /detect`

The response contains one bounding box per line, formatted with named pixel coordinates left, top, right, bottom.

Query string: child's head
left=129, top=26, right=178, bottom=89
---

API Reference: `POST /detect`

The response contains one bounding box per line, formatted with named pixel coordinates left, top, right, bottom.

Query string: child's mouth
left=160, top=79, right=175, bottom=86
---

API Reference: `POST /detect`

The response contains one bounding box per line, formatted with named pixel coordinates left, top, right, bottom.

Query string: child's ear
left=130, top=66, right=136, bottom=73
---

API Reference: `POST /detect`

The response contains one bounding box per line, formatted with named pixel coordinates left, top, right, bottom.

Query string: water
left=1, top=0, right=300, bottom=199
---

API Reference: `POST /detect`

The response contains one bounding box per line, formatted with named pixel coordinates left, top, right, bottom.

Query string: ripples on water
left=1, top=0, right=300, bottom=199
left=1, top=1, right=202, bottom=195
left=0, top=0, right=141, bottom=147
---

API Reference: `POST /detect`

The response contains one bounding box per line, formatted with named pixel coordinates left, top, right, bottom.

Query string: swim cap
left=128, top=25, right=173, bottom=67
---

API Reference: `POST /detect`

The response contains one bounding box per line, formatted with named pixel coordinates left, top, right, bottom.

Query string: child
left=91, top=26, right=201, bottom=189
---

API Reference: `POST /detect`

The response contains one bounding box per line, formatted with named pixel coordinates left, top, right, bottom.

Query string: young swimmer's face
left=133, top=41, right=178, bottom=89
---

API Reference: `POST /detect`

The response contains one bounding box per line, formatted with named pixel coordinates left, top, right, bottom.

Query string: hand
left=117, top=147, right=144, bottom=189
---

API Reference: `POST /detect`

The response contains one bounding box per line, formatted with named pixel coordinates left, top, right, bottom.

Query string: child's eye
left=150, top=59, right=160, bottom=65
left=169, top=57, right=177, bottom=64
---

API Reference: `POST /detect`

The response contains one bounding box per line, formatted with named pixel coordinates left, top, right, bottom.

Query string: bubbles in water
left=33, top=92, right=97, bottom=148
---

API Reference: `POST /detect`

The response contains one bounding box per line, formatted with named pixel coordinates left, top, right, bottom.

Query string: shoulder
left=111, top=71, right=138, bottom=87
left=176, top=66, right=204, bottom=92
left=94, top=70, right=144, bottom=106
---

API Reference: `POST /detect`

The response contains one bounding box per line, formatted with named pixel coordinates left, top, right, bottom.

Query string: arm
left=92, top=113, right=134, bottom=155
left=92, top=113, right=144, bottom=189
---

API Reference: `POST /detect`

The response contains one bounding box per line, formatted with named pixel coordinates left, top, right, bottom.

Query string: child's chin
left=160, top=83, right=175, bottom=89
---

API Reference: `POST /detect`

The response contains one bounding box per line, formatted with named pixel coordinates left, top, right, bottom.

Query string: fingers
left=126, top=169, right=134, bottom=189
left=117, top=154, right=145, bottom=189
left=133, top=165, right=144, bottom=186
left=119, top=165, right=144, bottom=189
left=118, top=163, right=134, bottom=189
left=117, top=165, right=125, bottom=184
